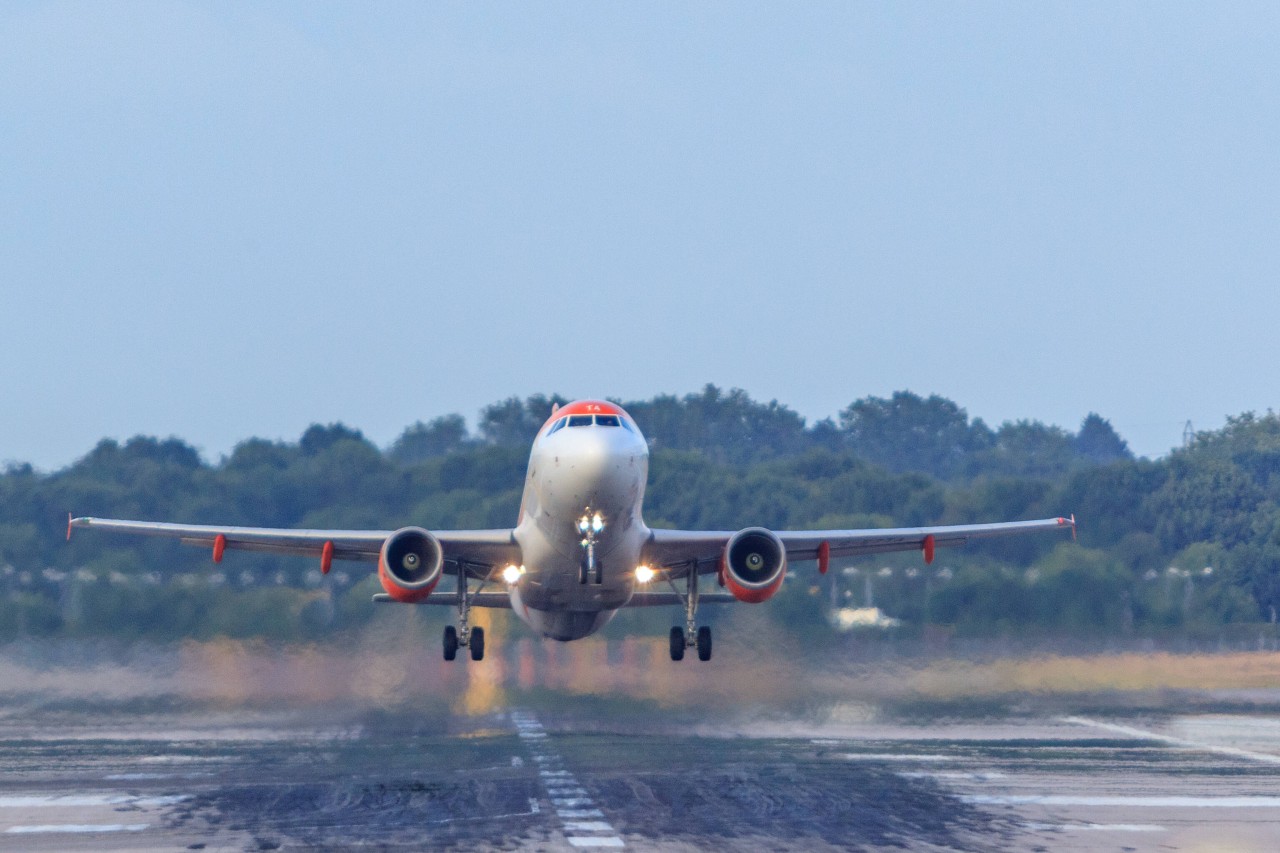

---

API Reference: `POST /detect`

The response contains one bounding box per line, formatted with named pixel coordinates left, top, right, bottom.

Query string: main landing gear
left=443, top=566, right=485, bottom=662
left=669, top=564, right=712, bottom=662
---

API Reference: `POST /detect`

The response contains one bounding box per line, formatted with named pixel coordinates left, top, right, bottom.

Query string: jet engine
left=378, top=526, right=444, bottom=602
left=722, top=527, right=787, bottom=603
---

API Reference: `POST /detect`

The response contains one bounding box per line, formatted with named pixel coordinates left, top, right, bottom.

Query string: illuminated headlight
left=634, top=565, right=655, bottom=584
left=502, top=564, right=524, bottom=584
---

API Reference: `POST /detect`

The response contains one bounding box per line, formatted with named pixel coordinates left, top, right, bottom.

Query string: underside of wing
left=68, top=516, right=519, bottom=573
left=646, top=517, right=1075, bottom=576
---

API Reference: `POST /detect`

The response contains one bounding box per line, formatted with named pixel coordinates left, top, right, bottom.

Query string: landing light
left=502, top=564, right=525, bottom=584
left=635, top=565, right=655, bottom=584
left=591, top=513, right=604, bottom=532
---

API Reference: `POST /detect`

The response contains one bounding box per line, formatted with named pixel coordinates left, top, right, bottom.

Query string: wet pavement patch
left=564, top=736, right=1009, bottom=850
left=186, top=776, right=546, bottom=850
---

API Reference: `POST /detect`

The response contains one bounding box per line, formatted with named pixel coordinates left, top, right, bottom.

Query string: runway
left=4, top=633, right=1280, bottom=851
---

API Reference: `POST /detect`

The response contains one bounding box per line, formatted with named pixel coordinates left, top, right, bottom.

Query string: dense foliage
left=1, top=385, right=1276, bottom=640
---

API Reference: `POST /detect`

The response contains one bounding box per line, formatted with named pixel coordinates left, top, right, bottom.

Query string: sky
left=2, top=2, right=1278, bottom=470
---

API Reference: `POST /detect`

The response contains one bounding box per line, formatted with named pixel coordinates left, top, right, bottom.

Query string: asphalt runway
left=4, top=632, right=1280, bottom=851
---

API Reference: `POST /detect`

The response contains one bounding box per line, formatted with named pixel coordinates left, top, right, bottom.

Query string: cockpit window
left=618, top=417, right=635, bottom=433
left=547, top=417, right=567, bottom=435
left=567, top=415, right=594, bottom=427
left=595, top=415, right=621, bottom=427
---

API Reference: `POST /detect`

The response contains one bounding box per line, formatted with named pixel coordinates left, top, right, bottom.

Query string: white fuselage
left=507, top=405, right=651, bottom=640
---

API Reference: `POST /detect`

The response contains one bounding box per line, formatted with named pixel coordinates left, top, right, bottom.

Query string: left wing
left=645, top=516, right=1076, bottom=576
left=67, top=516, right=520, bottom=573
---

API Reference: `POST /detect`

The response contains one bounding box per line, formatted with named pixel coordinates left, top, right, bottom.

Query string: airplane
left=68, top=399, right=1075, bottom=663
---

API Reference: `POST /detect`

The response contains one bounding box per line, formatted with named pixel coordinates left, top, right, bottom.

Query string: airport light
left=634, top=565, right=655, bottom=584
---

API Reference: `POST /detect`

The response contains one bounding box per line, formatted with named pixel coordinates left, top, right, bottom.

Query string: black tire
left=669, top=626, right=685, bottom=661
left=697, top=625, right=712, bottom=661
left=470, top=627, right=485, bottom=661
left=443, top=625, right=458, bottom=661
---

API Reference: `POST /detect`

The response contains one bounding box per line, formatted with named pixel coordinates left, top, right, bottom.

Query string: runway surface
left=4, top=630, right=1280, bottom=851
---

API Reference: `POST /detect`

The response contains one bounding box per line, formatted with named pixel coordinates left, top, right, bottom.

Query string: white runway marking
left=1026, top=822, right=1165, bottom=832
left=568, top=838, right=625, bottom=848
left=511, top=710, right=625, bottom=848
left=966, top=794, right=1280, bottom=807
left=6, top=823, right=150, bottom=834
left=840, top=753, right=958, bottom=762
left=0, top=794, right=189, bottom=807
left=1061, top=715, right=1280, bottom=765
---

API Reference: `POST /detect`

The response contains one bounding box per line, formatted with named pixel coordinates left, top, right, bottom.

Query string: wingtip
left=66, top=512, right=72, bottom=542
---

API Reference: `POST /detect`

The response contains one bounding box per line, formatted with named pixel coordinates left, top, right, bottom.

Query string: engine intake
left=722, top=527, right=787, bottom=603
left=378, top=526, right=444, bottom=603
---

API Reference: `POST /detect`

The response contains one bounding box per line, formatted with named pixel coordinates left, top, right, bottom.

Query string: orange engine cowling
left=378, top=526, right=444, bottom=602
left=721, top=527, right=787, bottom=603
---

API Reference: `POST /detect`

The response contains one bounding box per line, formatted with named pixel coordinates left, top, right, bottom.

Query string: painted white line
left=513, top=709, right=623, bottom=848
left=0, top=795, right=190, bottom=808
left=1026, top=823, right=1165, bottom=832
left=840, top=753, right=958, bottom=762
left=6, top=824, right=150, bottom=834
left=567, top=838, right=624, bottom=848
left=1061, top=716, right=1280, bottom=766
left=899, top=771, right=1007, bottom=780
left=966, top=795, right=1280, bottom=808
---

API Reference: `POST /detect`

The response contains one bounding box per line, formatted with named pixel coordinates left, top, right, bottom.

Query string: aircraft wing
left=645, top=516, right=1076, bottom=576
left=67, top=516, right=520, bottom=572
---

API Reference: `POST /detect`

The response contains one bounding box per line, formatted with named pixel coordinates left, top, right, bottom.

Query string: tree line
left=0, top=385, right=1275, bottom=640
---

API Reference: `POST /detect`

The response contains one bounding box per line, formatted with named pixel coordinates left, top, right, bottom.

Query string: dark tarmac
left=4, top=628, right=1280, bottom=851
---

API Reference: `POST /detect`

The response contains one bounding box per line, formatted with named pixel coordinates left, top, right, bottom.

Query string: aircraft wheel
left=443, top=625, right=458, bottom=661
left=697, top=625, right=712, bottom=662
left=470, top=627, right=485, bottom=661
left=669, top=627, right=685, bottom=661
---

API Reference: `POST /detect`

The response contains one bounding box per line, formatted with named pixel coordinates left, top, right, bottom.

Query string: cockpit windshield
left=547, top=412, right=638, bottom=434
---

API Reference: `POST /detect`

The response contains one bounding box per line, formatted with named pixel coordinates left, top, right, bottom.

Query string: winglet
left=66, top=513, right=73, bottom=542
left=1070, top=514, right=1077, bottom=541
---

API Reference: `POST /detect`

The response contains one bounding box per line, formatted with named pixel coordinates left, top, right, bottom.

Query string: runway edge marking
left=511, top=710, right=625, bottom=848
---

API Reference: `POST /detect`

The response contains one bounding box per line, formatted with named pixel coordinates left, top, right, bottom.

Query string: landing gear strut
left=578, top=508, right=604, bottom=585
left=443, top=565, right=485, bottom=662
left=668, top=564, right=712, bottom=662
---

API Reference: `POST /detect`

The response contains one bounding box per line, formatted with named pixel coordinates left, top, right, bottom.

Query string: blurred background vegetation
left=4, top=385, right=1279, bottom=643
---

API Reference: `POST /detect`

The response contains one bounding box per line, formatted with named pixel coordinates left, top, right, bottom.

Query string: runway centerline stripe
left=511, top=710, right=624, bottom=848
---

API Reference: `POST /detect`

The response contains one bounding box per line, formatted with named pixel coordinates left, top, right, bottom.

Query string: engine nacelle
left=378, top=526, right=444, bottom=603
left=722, top=527, right=787, bottom=603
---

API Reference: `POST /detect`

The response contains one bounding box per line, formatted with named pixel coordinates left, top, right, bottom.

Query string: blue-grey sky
left=3, top=2, right=1278, bottom=470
